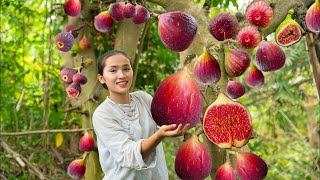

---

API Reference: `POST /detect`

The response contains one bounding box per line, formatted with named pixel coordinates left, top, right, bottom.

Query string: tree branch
left=0, top=128, right=93, bottom=136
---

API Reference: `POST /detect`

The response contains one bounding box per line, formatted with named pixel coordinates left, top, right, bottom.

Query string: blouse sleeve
left=93, top=110, right=156, bottom=170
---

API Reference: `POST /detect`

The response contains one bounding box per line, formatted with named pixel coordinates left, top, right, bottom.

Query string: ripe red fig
left=132, top=5, right=150, bottom=24
left=306, top=0, right=320, bottom=32
left=151, top=67, right=202, bottom=128
left=203, top=93, right=252, bottom=148
left=246, top=1, right=273, bottom=28
left=256, top=41, right=285, bottom=72
left=109, top=2, right=125, bottom=21
left=275, top=9, right=302, bottom=47
left=215, top=162, right=236, bottom=180
left=123, top=3, right=136, bottom=19
left=79, top=131, right=95, bottom=152
left=65, top=24, right=79, bottom=38
left=227, top=81, right=245, bottom=99
left=193, top=47, right=221, bottom=85
left=79, top=35, right=92, bottom=50
left=245, top=65, right=264, bottom=88
left=175, top=135, right=212, bottom=180
left=73, top=72, right=88, bottom=85
left=66, top=82, right=81, bottom=98
left=237, top=26, right=261, bottom=48
left=60, top=67, right=77, bottom=84
left=55, top=32, right=74, bottom=52
left=67, top=158, right=86, bottom=179
left=209, top=12, right=239, bottom=41
left=158, top=11, right=197, bottom=52
left=224, top=48, right=251, bottom=77
left=236, top=152, right=268, bottom=180
left=64, top=0, right=81, bottom=17
left=94, top=11, right=114, bottom=33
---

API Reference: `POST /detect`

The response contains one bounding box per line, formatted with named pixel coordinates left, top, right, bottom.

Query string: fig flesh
left=175, top=135, right=212, bottom=180
left=151, top=67, right=202, bottom=128
left=215, top=162, right=236, bottom=180
left=158, top=11, right=197, bottom=52
left=306, top=0, right=320, bottom=32
left=209, top=12, right=239, bottom=41
left=256, top=41, right=285, bottom=72
left=236, top=152, right=268, bottom=180
left=66, top=82, right=81, bottom=98
left=246, top=1, right=273, bottom=28
left=203, top=93, right=252, bottom=148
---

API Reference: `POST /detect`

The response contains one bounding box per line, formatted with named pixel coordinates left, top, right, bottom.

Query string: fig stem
left=82, top=152, right=89, bottom=161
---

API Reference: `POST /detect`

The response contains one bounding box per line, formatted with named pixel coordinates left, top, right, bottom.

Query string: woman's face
left=98, top=54, right=133, bottom=95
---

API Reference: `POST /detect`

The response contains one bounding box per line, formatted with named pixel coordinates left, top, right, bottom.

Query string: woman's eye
left=124, top=68, right=130, bottom=71
left=109, top=69, right=116, bottom=72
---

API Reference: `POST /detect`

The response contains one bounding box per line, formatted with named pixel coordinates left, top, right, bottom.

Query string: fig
left=203, top=93, right=252, bottom=148
left=245, top=65, right=264, bottom=88
left=275, top=9, right=302, bottom=47
left=209, top=12, right=239, bottom=41
left=66, top=82, right=81, bottom=98
left=306, top=0, right=320, bottom=32
left=236, top=152, right=268, bottom=180
left=60, top=67, right=77, bottom=84
left=79, top=131, right=95, bottom=152
left=215, top=162, right=236, bottom=180
left=246, top=1, right=273, bottom=28
left=158, top=11, right=197, bottom=52
left=79, top=35, right=92, bottom=50
left=109, top=2, right=125, bottom=21
left=151, top=67, right=202, bottom=128
left=94, top=11, right=114, bottom=33
left=256, top=41, right=285, bottom=72
left=132, top=5, right=150, bottom=24
left=55, top=32, right=74, bottom=52
left=224, top=48, right=251, bottom=77
left=64, top=0, right=81, bottom=17
left=226, top=81, right=245, bottom=99
left=67, top=159, right=86, bottom=179
left=65, top=24, right=79, bottom=38
left=123, top=3, right=136, bottom=19
left=237, top=26, right=261, bottom=48
left=175, top=135, right=212, bottom=180
left=73, top=72, right=88, bottom=85
left=193, top=47, right=221, bottom=85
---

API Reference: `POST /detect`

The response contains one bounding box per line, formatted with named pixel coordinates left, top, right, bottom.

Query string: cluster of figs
left=67, top=131, right=95, bottom=179
left=60, top=67, right=87, bottom=98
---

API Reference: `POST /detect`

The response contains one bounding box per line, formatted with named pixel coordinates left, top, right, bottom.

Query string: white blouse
left=92, top=91, right=168, bottom=180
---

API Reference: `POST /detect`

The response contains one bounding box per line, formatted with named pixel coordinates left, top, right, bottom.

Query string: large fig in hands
left=158, top=11, right=197, bottom=52
left=306, top=0, right=320, bottom=32
left=256, top=41, right=285, bottom=72
left=193, top=47, right=221, bottom=85
left=151, top=67, right=202, bottom=128
left=215, top=162, right=236, bottom=180
left=175, top=135, right=212, bottom=180
left=203, top=93, right=252, bottom=148
left=236, top=152, right=268, bottom=180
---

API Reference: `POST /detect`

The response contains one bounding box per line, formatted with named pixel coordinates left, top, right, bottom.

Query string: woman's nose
left=118, top=70, right=126, bottom=77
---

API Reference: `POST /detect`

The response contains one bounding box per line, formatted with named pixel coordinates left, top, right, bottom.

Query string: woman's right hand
left=158, top=123, right=190, bottom=138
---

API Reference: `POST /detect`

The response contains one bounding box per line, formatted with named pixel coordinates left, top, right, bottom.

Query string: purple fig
left=227, top=81, right=245, bottom=99
left=55, top=32, right=74, bottom=52
left=66, top=82, right=81, bottom=98
left=132, top=5, right=150, bottom=24
left=236, top=152, right=268, bottom=180
left=246, top=1, right=273, bottom=28
left=73, top=72, right=88, bottom=85
left=215, top=162, right=236, bottom=180
left=64, top=0, right=81, bottom=17
left=79, top=131, right=95, bottom=152
left=60, top=67, right=77, bottom=84
left=123, top=3, right=136, bottom=19
left=209, top=12, right=239, bottom=41
left=94, top=11, right=114, bottom=33
left=237, top=26, right=261, bottom=48
left=109, top=2, right=125, bottom=21
left=224, top=48, right=251, bottom=77
left=67, top=159, right=85, bottom=179
left=306, top=0, right=320, bottom=32
left=256, top=41, right=285, bottom=72
left=245, top=65, right=264, bottom=88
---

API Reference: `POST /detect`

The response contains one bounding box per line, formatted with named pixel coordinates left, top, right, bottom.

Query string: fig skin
left=203, top=93, right=252, bottom=149
left=275, top=9, right=302, bottom=47
left=151, top=67, right=202, bottom=128
left=158, top=11, right=197, bottom=52
left=193, top=47, right=221, bottom=85
left=109, top=2, right=125, bottom=21
left=209, top=12, right=239, bottom=41
left=64, top=0, right=81, bottom=17
left=132, top=5, right=150, bottom=24
left=175, top=135, right=212, bottom=180
left=66, top=82, right=81, bottom=98
left=67, top=159, right=86, bottom=179
left=55, top=32, right=75, bottom=52
left=246, top=1, right=273, bottom=28
left=236, top=152, right=268, bottom=180
left=245, top=65, right=264, bottom=88
left=60, top=67, right=77, bottom=84
left=306, top=0, right=320, bottom=32
left=79, top=131, right=95, bottom=152
left=227, top=81, right=245, bottom=99
left=224, top=48, right=251, bottom=77
left=123, top=3, right=136, bottom=19
left=73, top=72, right=88, bottom=85
left=65, top=24, right=79, bottom=38
left=237, top=26, right=261, bottom=48
left=256, top=41, right=286, bottom=72
left=79, top=35, right=92, bottom=50
left=94, top=11, right=114, bottom=33
left=215, top=162, right=236, bottom=180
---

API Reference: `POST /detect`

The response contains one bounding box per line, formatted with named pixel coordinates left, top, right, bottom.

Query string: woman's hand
left=158, top=123, right=190, bottom=138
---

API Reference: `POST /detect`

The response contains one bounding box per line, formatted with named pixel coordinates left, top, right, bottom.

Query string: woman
left=92, top=50, right=189, bottom=180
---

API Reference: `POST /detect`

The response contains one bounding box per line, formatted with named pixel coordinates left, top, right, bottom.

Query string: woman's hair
left=97, top=50, right=130, bottom=89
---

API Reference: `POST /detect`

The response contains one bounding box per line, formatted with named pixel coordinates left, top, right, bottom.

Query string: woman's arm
left=141, top=123, right=190, bottom=159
